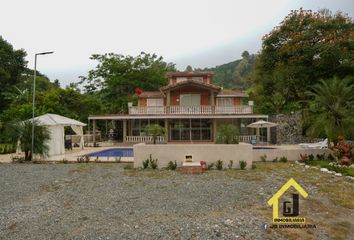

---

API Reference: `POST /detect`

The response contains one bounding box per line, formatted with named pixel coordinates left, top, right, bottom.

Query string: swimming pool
left=253, top=147, right=276, bottom=150
left=87, top=148, right=133, bottom=157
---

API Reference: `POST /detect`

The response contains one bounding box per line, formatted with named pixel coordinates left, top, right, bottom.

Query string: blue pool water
left=87, top=148, right=133, bottom=157
left=253, top=147, right=276, bottom=150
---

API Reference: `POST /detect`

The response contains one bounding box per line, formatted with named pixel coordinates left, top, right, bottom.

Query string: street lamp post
left=31, top=51, right=54, bottom=160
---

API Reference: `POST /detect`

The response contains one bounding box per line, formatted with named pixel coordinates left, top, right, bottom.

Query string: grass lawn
left=306, top=160, right=354, bottom=177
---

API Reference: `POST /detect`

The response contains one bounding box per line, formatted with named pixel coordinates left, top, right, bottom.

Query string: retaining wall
left=133, top=143, right=253, bottom=169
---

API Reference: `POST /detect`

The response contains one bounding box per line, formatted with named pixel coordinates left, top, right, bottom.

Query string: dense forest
left=0, top=8, right=353, bottom=144
left=195, top=51, right=257, bottom=90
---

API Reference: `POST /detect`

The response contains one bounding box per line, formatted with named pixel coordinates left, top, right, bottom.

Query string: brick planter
left=180, top=162, right=203, bottom=174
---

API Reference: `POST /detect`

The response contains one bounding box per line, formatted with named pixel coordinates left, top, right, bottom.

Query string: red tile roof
left=166, top=71, right=214, bottom=77
left=217, top=90, right=248, bottom=97
left=160, top=79, right=221, bottom=92
left=138, top=91, right=164, bottom=98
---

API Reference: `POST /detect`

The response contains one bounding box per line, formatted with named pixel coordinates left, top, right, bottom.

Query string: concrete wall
left=252, top=147, right=331, bottom=162
left=134, top=143, right=253, bottom=169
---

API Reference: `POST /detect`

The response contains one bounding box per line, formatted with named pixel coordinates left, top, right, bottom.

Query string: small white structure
left=31, top=113, right=86, bottom=156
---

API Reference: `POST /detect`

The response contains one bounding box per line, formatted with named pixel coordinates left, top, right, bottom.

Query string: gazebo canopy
left=33, top=113, right=86, bottom=127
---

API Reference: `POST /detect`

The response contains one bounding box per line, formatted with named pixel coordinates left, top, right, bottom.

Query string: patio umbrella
left=247, top=120, right=278, bottom=128
left=247, top=120, right=278, bottom=143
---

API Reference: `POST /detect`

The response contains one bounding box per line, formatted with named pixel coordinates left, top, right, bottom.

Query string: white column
left=164, top=119, right=168, bottom=143
left=123, top=120, right=127, bottom=143
left=93, top=119, right=96, bottom=145
left=267, top=127, right=271, bottom=143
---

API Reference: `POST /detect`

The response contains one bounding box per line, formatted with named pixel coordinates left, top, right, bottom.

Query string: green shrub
left=142, top=154, right=159, bottom=169
left=216, top=160, right=223, bottom=170
left=167, top=160, right=178, bottom=170
left=308, top=154, right=314, bottom=161
left=227, top=160, right=233, bottom=169
left=251, top=163, right=256, bottom=169
left=239, top=160, right=247, bottom=170
left=150, top=158, right=158, bottom=169
left=215, top=124, right=240, bottom=144
left=207, top=163, right=215, bottom=170
left=260, top=154, right=267, bottom=162
left=3, top=145, right=8, bottom=154
left=327, top=153, right=335, bottom=161
left=272, top=157, right=278, bottom=162
left=142, top=158, right=150, bottom=169
left=279, top=156, right=288, bottom=162
left=316, top=153, right=326, bottom=160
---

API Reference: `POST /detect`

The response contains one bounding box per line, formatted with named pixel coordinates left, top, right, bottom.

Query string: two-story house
left=88, top=72, right=269, bottom=143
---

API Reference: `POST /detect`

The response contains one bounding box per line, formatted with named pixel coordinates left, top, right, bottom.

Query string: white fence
left=125, top=135, right=255, bottom=143
left=125, top=136, right=165, bottom=143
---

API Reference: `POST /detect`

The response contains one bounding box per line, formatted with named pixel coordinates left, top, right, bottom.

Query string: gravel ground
left=0, top=162, right=353, bottom=240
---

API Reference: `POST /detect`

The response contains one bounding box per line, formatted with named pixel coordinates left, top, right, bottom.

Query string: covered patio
left=87, top=114, right=271, bottom=144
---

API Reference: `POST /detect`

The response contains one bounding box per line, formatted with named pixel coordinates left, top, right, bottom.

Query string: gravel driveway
left=0, top=162, right=353, bottom=240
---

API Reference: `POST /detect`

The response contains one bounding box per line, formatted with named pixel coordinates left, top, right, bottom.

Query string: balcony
left=128, top=105, right=253, bottom=115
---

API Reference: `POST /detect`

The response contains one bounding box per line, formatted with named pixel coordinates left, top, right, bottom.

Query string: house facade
left=88, top=72, right=269, bottom=143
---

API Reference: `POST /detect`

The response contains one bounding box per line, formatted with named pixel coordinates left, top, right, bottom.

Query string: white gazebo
left=31, top=113, right=86, bottom=156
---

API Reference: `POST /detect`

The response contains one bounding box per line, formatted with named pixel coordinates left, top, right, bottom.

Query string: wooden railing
left=125, top=136, right=165, bottom=143
left=128, top=105, right=253, bottom=115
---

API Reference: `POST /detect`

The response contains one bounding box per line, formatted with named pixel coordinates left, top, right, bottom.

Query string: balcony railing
left=128, top=105, right=253, bottom=115
left=125, top=136, right=165, bottom=143
left=125, top=135, right=256, bottom=143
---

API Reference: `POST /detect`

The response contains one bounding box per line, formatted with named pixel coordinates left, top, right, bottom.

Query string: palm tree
left=304, top=77, right=354, bottom=144
left=12, top=120, right=50, bottom=161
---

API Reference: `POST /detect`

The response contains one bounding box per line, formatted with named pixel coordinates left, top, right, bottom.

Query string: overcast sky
left=1, top=0, right=353, bottom=87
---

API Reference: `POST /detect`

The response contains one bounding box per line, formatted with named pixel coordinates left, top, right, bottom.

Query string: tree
left=12, top=120, right=50, bottom=161
left=252, top=9, right=354, bottom=113
left=0, top=36, right=27, bottom=112
left=216, top=124, right=240, bottom=144
left=184, top=65, right=193, bottom=72
left=144, top=124, right=165, bottom=144
left=303, top=77, right=354, bottom=144
left=232, top=52, right=257, bottom=89
left=80, top=52, right=176, bottom=113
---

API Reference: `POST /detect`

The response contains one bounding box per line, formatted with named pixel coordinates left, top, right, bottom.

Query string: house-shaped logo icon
left=267, top=178, right=308, bottom=223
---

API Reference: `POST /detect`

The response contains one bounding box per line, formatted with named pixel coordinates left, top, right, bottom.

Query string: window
left=147, top=98, right=163, bottom=106
left=169, top=119, right=212, bottom=141
left=176, top=77, right=187, bottom=83
left=217, top=98, right=233, bottom=106
left=180, top=94, right=200, bottom=106
left=191, top=77, right=203, bottom=81
left=131, top=119, right=164, bottom=136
